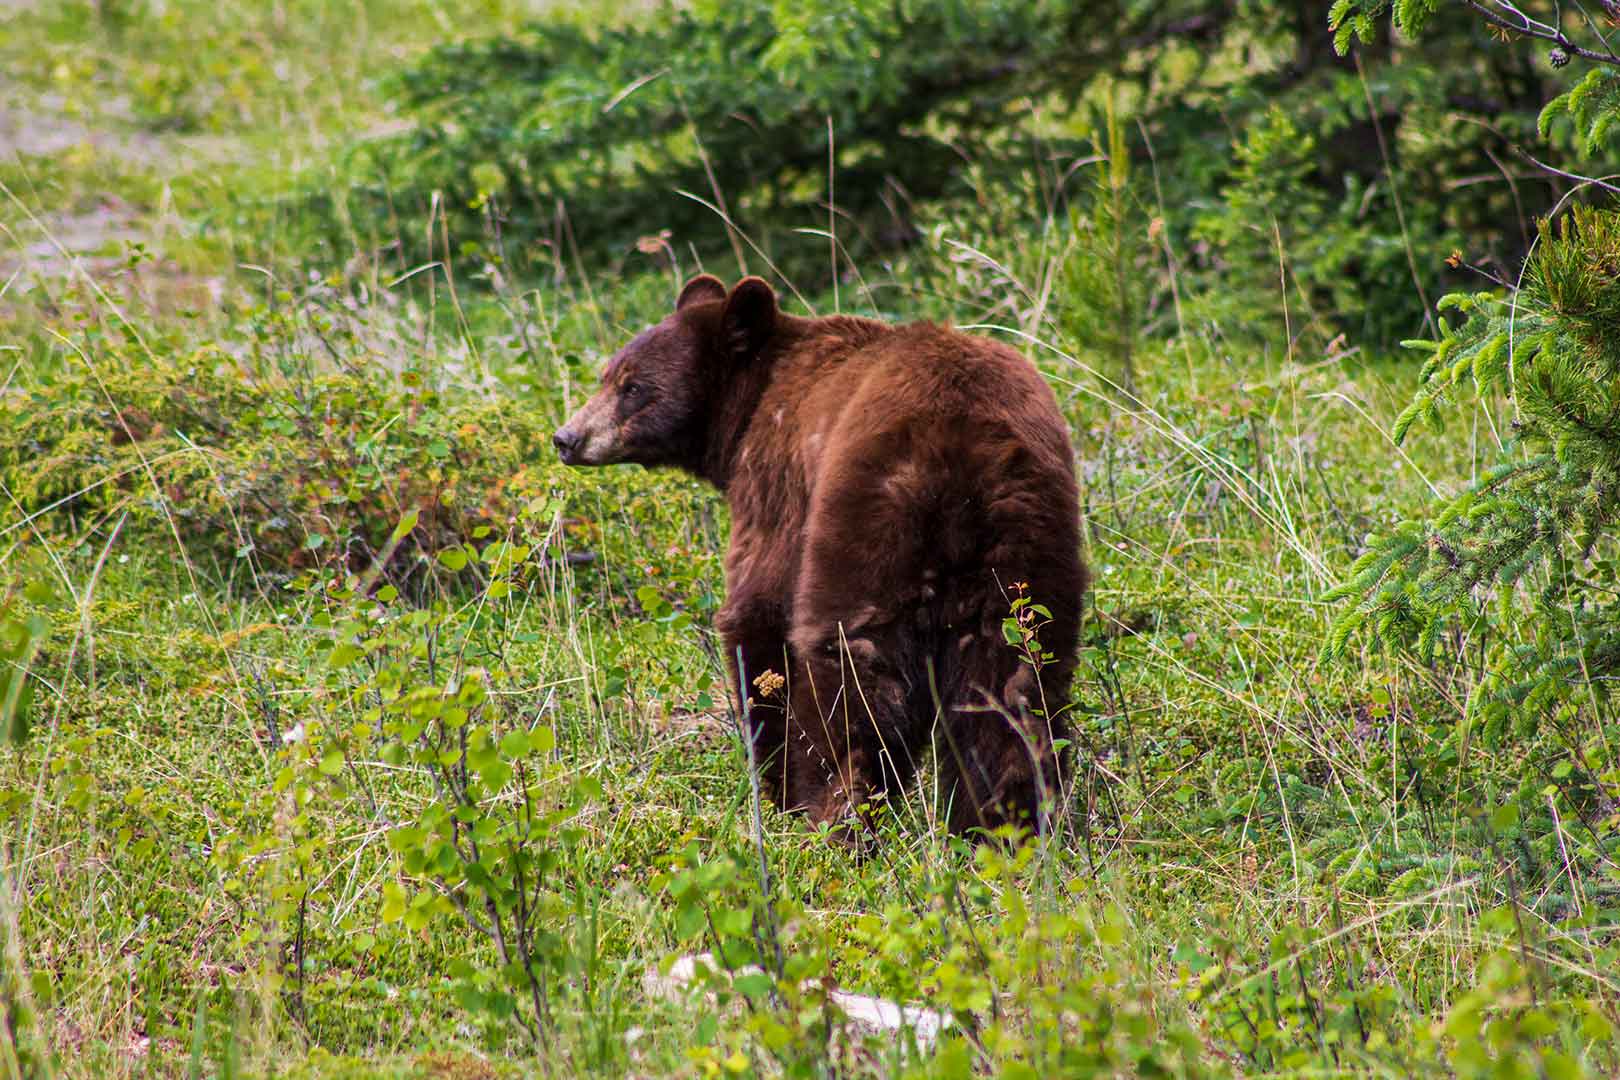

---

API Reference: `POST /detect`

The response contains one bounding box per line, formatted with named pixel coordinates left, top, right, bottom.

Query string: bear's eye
left=622, top=380, right=642, bottom=399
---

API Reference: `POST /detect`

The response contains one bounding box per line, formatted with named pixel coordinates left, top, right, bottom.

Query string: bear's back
left=765, top=317, right=1071, bottom=482
left=727, top=316, right=1073, bottom=574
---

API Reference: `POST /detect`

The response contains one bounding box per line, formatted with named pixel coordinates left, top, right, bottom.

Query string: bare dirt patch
left=1, top=89, right=234, bottom=315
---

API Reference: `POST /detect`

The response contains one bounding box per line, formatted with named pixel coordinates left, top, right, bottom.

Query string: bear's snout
left=555, top=392, right=625, bottom=466
left=553, top=426, right=584, bottom=465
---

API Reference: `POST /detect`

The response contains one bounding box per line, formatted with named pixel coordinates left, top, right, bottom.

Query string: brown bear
left=554, top=274, right=1086, bottom=841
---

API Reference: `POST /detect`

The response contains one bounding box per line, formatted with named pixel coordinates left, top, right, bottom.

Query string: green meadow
left=2, top=1, right=1617, bottom=1076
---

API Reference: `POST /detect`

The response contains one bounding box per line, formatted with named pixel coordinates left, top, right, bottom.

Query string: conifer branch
left=1458, top=0, right=1620, bottom=68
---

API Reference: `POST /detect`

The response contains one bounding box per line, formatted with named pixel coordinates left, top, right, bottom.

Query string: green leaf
left=380, top=882, right=407, bottom=923
left=391, top=507, right=420, bottom=542
left=676, top=901, right=706, bottom=939
left=470, top=747, right=513, bottom=790
left=575, top=773, right=602, bottom=801
left=732, top=972, right=773, bottom=999
left=327, top=642, right=363, bottom=668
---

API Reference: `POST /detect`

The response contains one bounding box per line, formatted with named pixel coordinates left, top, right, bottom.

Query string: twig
left=1508, top=146, right=1620, bottom=196
left=1459, top=0, right=1620, bottom=66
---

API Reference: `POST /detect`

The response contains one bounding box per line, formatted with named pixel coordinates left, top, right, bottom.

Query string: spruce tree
left=1325, top=1, right=1620, bottom=732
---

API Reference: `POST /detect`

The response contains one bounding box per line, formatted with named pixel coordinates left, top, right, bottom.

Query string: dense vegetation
left=319, top=0, right=1612, bottom=346
left=2, top=0, right=1618, bottom=1077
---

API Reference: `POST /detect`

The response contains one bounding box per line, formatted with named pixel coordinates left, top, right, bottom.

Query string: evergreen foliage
left=1058, top=95, right=1150, bottom=392
left=338, top=0, right=1162, bottom=272
left=1333, top=0, right=1620, bottom=162
left=1324, top=0, right=1620, bottom=725
left=1544, top=66, right=1620, bottom=156
left=312, top=0, right=1590, bottom=344
left=1325, top=206, right=1620, bottom=717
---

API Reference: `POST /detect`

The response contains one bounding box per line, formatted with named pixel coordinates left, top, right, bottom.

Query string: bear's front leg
left=715, top=595, right=794, bottom=807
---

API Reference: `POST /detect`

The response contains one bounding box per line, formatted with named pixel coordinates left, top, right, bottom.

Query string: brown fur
left=555, top=275, right=1087, bottom=841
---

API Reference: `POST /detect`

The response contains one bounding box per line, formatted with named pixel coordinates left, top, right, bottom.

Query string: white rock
left=642, top=953, right=952, bottom=1049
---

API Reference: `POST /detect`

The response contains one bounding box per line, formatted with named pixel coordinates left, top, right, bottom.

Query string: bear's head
left=553, top=274, right=777, bottom=471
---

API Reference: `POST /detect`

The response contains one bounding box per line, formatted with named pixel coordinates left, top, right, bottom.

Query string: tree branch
left=1460, top=0, right=1620, bottom=67
left=1510, top=144, right=1620, bottom=195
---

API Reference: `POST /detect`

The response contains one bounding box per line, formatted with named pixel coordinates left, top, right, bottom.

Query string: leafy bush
left=251, top=526, right=604, bottom=1047
left=1, top=305, right=554, bottom=590
left=310, top=0, right=1599, bottom=346
left=329, top=0, right=1136, bottom=273
left=655, top=837, right=1211, bottom=1078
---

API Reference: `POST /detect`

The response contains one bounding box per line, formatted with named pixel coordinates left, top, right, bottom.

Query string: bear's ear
left=676, top=274, right=727, bottom=310
left=722, top=276, right=778, bottom=358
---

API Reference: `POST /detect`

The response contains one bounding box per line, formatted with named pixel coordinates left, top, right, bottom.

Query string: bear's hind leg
left=937, top=671, right=1064, bottom=841
left=784, top=626, right=925, bottom=840
left=935, top=603, right=1074, bottom=843
left=784, top=438, right=942, bottom=840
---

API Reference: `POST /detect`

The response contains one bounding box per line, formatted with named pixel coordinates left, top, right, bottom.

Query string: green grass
left=3, top=2, right=1618, bottom=1078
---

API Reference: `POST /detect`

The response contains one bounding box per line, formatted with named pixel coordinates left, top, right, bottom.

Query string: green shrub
left=1322, top=0, right=1620, bottom=733
left=323, top=0, right=1122, bottom=276
left=1, top=314, right=554, bottom=590
left=305, top=0, right=1596, bottom=347
left=260, top=536, right=603, bottom=1048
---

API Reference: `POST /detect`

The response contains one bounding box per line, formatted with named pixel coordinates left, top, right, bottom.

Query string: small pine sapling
left=1325, top=207, right=1620, bottom=724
